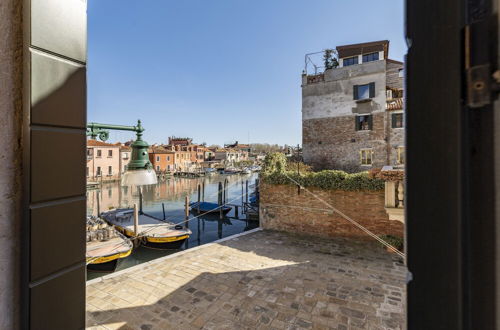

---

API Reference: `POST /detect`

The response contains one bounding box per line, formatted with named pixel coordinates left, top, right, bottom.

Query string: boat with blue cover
left=189, top=201, right=232, bottom=215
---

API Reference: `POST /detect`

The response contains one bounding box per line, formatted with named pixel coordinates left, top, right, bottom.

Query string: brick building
left=302, top=40, right=404, bottom=172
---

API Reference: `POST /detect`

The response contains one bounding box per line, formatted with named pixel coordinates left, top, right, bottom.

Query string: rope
left=281, top=172, right=406, bottom=260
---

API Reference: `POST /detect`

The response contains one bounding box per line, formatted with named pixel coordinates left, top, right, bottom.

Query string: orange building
left=149, top=147, right=175, bottom=172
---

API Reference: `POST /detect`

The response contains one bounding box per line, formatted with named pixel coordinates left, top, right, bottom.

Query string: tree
left=323, top=49, right=339, bottom=70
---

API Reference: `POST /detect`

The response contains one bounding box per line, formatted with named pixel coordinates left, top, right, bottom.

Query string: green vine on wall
left=261, top=153, right=384, bottom=191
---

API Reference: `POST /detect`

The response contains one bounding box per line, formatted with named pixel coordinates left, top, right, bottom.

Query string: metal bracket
left=467, top=64, right=492, bottom=108
left=464, top=15, right=499, bottom=108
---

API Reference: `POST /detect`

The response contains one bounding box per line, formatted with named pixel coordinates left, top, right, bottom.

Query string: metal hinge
left=465, top=19, right=500, bottom=108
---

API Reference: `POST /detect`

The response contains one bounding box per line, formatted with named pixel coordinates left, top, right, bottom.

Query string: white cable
left=281, top=172, right=406, bottom=260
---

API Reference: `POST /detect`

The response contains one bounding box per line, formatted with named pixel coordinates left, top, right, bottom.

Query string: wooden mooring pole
left=202, top=181, right=205, bottom=201
left=185, top=195, right=190, bottom=228
left=223, top=178, right=228, bottom=204
left=162, top=203, right=166, bottom=220
left=133, top=203, right=139, bottom=236
left=245, top=180, right=249, bottom=204
left=139, top=186, right=143, bottom=214
left=96, top=190, right=101, bottom=216
left=241, top=180, right=244, bottom=204
left=218, top=182, right=223, bottom=220
left=197, top=184, right=201, bottom=213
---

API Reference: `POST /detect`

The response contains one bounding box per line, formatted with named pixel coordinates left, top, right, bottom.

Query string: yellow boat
left=86, top=217, right=133, bottom=272
left=101, top=208, right=192, bottom=250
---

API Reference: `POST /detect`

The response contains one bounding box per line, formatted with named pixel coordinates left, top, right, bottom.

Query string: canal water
left=86, top=172, right=260, bottom=280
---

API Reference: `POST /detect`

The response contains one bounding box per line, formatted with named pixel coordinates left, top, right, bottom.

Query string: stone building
left=302, top=40, right=404, bottom=172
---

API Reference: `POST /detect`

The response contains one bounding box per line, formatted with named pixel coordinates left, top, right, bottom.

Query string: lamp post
left=87, top=119, right=158, bottom=187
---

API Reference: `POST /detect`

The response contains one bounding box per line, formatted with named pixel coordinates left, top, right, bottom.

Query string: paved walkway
left=86, top=229, right=406, bottom=330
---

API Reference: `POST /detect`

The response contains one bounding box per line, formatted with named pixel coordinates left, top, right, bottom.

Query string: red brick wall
left=260, top=182, right=404, bottom=239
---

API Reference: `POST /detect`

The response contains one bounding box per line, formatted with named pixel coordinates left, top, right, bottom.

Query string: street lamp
left=87, top=120, right=157, bottom=186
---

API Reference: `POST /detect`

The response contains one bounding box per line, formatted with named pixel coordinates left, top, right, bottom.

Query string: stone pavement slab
left=87, top=229, right=406, bottom=329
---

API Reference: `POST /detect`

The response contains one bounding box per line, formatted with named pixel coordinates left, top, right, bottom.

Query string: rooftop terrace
left=86, top=229, right=406, bottom=329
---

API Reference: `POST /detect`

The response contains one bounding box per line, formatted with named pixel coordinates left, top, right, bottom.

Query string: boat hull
left=86, top=248, right=132, bottom=272
left=142, top=237, right=188, bottom=250
left=87, top=259, right=119, bottom=272
left=190, top=202, right=231, bottom=215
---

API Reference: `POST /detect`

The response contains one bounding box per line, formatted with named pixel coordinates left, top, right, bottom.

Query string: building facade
left=302, top=40, right=404, bottom=172
left=149, top=147, right=175, bottom=172
left=86, top=140, right=121, bottom=181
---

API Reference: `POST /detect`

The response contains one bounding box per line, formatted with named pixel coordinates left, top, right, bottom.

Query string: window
left=353, top=82, right=375, bottom=100
left=122, top=152, right=129, bottom=159
left=86, top=167, right=89, bottom=177
left=362, top=52, right=379, bottom=62
left=96, top=166, right=101, bottom=176
left=108, top=150, right=113, bottom=157
left=96, top=149, right=102, bottom=157
left=355, top=115, right=373, bottom=131
left=343, top=56, right=358, bottom=66
left=397, top=146, right=405, bottom=165
left=392, top=113, right=404, bottom=128
left=360, top=149, right=373, bottom=165
left=156, top=156, right=160, bottom=162
left=108, top=166, right=112, bottom=175
left=156, top=165, right=160, bottom=171
left=167, top=165, right=171, bottom=171
left=108, top=189, right=112, bottom=197
left=398, top=68, right=404, bottom=77
left=167, top=156, right=170, bottom=161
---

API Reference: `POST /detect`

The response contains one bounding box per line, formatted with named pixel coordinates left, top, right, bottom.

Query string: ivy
left=261, top=153, right=384, bottom=191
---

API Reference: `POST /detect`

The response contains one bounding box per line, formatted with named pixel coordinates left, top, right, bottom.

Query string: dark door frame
left=406, top=0, right=498, bottom=328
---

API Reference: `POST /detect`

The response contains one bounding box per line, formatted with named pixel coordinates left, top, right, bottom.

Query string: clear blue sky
left=88, top=0, right=405, bottom=146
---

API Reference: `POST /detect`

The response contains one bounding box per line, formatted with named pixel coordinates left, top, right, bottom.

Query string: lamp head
left=121, top=120, right=157, bottom=186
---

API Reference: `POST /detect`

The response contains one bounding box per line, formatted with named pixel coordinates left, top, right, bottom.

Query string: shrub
left=379, top=235, right=404, bottom=251
left=261, top=154, right=384, bottom=191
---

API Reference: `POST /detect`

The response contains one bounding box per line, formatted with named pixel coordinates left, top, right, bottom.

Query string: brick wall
left=259, top=182, right=404, bottom=239
left=303, top=113, right=388, bottom=172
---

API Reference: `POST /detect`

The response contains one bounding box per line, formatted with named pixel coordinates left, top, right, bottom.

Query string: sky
left=87, top=0, right=405, bottom=146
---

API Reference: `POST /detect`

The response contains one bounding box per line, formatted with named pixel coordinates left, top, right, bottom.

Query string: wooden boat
left=241, top=168, right=252, bottom=175
left=189, top=201, right=232, bottom=215
left=86, top=217, right=133, bottom=272
left=224, top=167, right=241, bottom=174
left=101, top=208, right=192, bottom=249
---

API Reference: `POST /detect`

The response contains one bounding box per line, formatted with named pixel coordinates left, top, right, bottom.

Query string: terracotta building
left=149, top=146, right=175, bottom=172
left=86, top=139, right=121, bottom=181
left=302, top=40, right=404, bottom=172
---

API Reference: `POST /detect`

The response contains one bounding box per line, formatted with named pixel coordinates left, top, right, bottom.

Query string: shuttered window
left=360, top=149, right=373, bottom=165
left=392, top=113, right=404, bottom=128
left=353, top=82, right=375, bottom=100
left=397, top=146, right=405, bottom=165
left=355, top=115, right=373, bottom=131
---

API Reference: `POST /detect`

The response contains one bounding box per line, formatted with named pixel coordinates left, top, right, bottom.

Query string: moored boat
left=86, top=216, right=133, bottom=272
left=224, top=167, right=241, bottom=174
left=190, top=201, right=232, bottom=215
left=241, top=167, right=252, bottom=174
left=101, top=208, right=192, bottom=250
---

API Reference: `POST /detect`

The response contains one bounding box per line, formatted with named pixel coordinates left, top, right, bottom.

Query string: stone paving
left=86, top=229, right=406, bottom=330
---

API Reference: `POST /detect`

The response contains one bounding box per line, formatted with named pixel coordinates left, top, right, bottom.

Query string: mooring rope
left=86, top=179, right=256, bottom=265
left=280, top=172, right=406, bottom=260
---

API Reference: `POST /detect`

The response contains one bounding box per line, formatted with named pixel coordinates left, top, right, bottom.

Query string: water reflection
left=86, top=173, right=259, bottom=279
